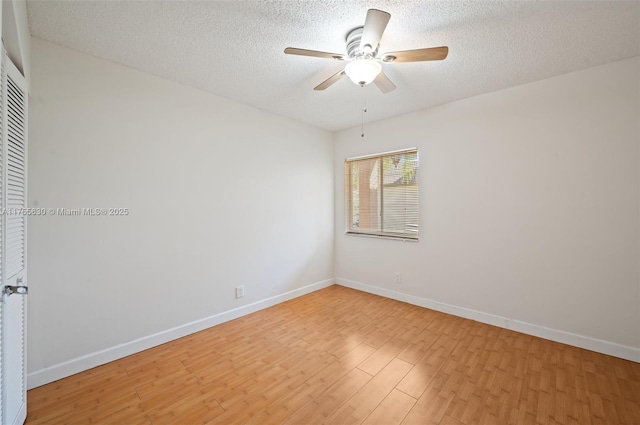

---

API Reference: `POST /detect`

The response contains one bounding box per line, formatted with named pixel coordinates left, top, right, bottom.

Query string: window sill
left=345, top=232, right=419, bottom=242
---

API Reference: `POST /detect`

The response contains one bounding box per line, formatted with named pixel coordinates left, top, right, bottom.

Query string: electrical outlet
left=235, top=285, right=244, bottom=299
left=394, top=272, right=402, bottom=284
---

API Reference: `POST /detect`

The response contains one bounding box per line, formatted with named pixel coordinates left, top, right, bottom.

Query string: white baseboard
left=27, top=278, right=335, bottom=390
left=336, top=278, right=640, bottom=363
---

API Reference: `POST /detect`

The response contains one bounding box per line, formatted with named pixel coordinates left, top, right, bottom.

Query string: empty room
left=0, top=0, right=637, bottom=424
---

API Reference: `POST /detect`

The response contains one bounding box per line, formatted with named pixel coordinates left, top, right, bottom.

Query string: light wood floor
left=27, top=285, right=640, bottom=424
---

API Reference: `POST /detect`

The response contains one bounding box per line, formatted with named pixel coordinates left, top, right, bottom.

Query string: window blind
left=345, top=148, right=418, bottom=240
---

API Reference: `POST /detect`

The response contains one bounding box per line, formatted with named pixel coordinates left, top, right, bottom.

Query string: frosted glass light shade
left=344, top=59, right=382, bottom=86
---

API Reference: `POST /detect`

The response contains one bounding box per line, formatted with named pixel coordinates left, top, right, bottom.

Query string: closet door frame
left=1, top=48, right=28, bottom=425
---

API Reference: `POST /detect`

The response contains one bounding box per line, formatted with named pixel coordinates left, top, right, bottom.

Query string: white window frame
left=344, top=148, right=419, bottom=241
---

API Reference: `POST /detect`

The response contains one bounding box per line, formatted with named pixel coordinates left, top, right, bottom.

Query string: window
left=345, top=148, right=419, bottom=240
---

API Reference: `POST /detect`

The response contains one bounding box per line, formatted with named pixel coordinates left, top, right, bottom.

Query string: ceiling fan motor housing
left=346, top=27, right=378, bottom=59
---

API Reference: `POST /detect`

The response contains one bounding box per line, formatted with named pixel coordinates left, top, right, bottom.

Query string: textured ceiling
left=27, top=1, right=640, bottom=132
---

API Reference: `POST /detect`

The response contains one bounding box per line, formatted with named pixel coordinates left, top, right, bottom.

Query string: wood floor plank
left=25, top=285, right=640, bottom=425
left=358, top=338, right=408, bottom=376
left=401, top=387, right=453, bottom=425
left=282, top=368, right=373, bottom=424
left=362, top=388, right=416, bottom=425
left=326, top=358, right=413, bottom=425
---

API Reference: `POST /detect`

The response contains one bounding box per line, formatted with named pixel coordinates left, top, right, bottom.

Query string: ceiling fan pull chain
left=361, top=88, right=367, bottom=138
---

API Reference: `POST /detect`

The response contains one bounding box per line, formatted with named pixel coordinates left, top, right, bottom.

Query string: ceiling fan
left=284, top=9, right=448, bottom=93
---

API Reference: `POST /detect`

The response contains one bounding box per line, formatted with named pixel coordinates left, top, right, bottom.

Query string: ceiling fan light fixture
left=344, top=58, right=381, bottom=86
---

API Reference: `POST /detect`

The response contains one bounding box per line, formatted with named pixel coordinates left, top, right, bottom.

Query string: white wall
left=27, top=38, right=334, bottom=380
left=335, top=57, right=640, bottom=360
left=27, top=35, right=639, bottom=386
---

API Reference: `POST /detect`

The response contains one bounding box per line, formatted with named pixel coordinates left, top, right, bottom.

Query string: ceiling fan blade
left=314, top=69, right=346, bottom=91
left=360, top=9, right=391, bottom=53
left=374, top=71, right=396, bottom=94
left=381, top=46, right=449, bottom=63
left=284, top=47, right=345, bottom=60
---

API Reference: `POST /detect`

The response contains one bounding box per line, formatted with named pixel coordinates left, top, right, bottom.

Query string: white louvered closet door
left=0, top=50, right=28, bottom=425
